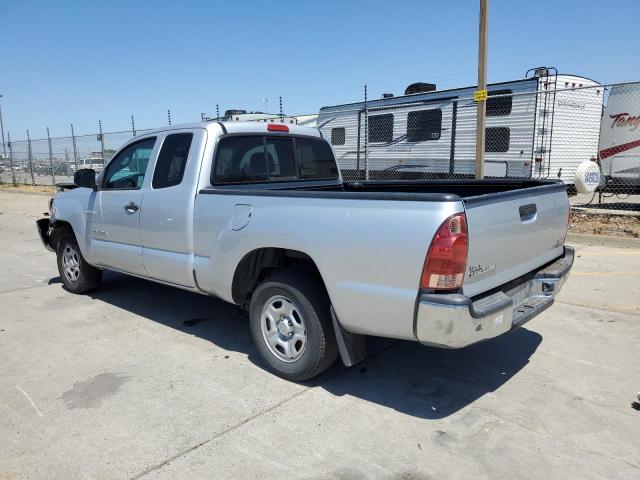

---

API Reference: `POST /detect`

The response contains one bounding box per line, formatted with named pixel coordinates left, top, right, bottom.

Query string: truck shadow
left=81, top=271, right=542, bottom=420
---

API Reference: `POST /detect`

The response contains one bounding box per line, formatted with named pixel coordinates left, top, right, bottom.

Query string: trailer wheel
left=56, top=233, right=102, bottom=294
left=249, top=269, right=338, bottom=381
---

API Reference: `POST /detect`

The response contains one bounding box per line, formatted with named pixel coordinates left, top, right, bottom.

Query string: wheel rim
left=260, top=295, right=307, bottom=363
left=62, top=244, right=80, bottom=283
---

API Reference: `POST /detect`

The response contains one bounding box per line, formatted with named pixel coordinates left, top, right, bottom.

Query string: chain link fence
left=318, top=80, right=640, bottom=213
left=1, top=80, right=638, bottom=214
left=0, top=127, right=153, bottom=187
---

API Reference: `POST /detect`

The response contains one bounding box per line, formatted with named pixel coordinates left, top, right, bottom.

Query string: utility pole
left=474, top=0, right=488, bottom=179
left=0, top=95, right=7, bottom=169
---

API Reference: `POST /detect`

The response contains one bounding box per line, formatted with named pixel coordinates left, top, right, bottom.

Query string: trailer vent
left=533, top=67, right=549, bottom=77
left=224, top=109, right=247, bottom=117
left=405, top=82, right=436, bottom=95
left=382, top=93, right=394, bottom=98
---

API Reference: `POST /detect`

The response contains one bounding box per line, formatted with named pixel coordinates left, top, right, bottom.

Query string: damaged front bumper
left=36, top=218, right=55, bottom=252
left=415, top=246, right=574, bottom=348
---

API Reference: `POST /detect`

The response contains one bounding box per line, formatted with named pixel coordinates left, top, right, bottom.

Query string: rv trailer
left=598, top=82, right=640, bottom=193
left=317, top=68, right=603, bottom=188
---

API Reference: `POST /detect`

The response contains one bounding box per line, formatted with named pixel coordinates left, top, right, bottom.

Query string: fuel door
left=231, top=204, right=254, bottom=231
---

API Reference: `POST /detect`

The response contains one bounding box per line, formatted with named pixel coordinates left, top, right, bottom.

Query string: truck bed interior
left=204, top=179, right=567, bottom=202
left=296, top=179, right=566, bottom=198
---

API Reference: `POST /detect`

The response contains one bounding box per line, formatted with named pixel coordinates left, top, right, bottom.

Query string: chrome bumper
left=415, top=246, right=574, bottom=348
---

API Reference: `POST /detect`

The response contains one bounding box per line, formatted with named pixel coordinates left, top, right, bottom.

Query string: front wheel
left=249, top=270, right=338, bottom=381
left=56, top=233, right=102, bottom=294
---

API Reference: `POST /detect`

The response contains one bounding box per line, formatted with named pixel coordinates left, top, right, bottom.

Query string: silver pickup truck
left=36, top=121, right=574, bottom=380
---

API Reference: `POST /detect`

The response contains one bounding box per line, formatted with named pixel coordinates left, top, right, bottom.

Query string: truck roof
left=139, top=120, right=323, bottom=138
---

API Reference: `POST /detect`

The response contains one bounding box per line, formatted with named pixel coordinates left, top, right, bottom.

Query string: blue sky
left=1, top=0, right=639, bottom=139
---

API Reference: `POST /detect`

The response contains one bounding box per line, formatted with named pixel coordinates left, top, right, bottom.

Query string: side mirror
left=74, top=168, right=97, bottom=189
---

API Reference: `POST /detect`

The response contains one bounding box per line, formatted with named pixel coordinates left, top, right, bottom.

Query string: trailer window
left=368, top=114, right=393, bottom=143
left=331, top=127, right=345, bottom=145
left=485, top=127, right=510, bottom=152
left=487, top=90, right=513, bottom=116
left=407, top=109, right=442, bottom=141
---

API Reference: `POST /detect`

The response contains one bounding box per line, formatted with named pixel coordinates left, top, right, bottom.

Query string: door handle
left=124, top=202, right=139, bottom=214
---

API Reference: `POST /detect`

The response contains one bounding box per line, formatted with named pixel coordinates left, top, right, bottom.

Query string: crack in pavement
left=129, top=341, right=399, bottom=480
left=556, top=299, right=640, bottom=316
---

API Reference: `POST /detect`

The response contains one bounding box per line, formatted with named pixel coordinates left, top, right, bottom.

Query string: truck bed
left=196, top=177, right=569, bottom=337
left=203, top=179, right=566, bottom=202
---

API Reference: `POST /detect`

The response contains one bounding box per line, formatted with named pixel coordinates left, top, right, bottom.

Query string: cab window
left=103, top=138, right=156, bottom=190
left=152, top=133, right=193, bottom=189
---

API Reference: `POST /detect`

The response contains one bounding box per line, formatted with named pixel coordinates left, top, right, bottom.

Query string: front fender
left=49, top=188, right=98, bottom=263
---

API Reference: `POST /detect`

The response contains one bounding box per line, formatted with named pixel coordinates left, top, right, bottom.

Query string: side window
left=485, top=127, right=510, bottom=152
left=296, top=138, right=339, bottom=180
left=487, top=90, right=513, bottom=116
left=407, top=109, right=442, bottom=142
left=103, top=138, right=156, bottom=190
left=152, top=133, right=193, bottom=189
left=213, top=136, right=266, bottom=183
left=265, top=137, right=296, bottom=179
left=331, top=127, right=346, bottom=145
left=368, top=114, right=394, bottom=143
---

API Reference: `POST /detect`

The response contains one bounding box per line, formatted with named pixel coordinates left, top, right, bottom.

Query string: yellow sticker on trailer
left=473, top=89, right=488, bottom=102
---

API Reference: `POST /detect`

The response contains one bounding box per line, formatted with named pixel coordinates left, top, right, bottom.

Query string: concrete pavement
left=0, top=192, right=639, bottom=479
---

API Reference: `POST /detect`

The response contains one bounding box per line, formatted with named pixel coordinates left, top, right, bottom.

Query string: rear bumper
left=415, top=246, right=574, bottom=348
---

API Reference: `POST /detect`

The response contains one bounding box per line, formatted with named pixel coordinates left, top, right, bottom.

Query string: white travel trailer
left=317, top=68, right=603, bottom=188
left=598, top=82, right=640, bottom=192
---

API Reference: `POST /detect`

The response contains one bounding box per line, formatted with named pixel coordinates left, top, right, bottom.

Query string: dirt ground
left=569, top=211, right=640, bottom=238
left=0, top=183, right=57, bottom=195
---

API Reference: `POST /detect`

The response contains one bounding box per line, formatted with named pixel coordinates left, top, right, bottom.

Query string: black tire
left=249, top=269, right=338, bottom=381
left=56, top=232, right=102, bottom=294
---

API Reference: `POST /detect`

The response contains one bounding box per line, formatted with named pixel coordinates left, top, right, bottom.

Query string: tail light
left=420, top=212, right=468, bottom=290
left=267, top=124, right=289, bottom=132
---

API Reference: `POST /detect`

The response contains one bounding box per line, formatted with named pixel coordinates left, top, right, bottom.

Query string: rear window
left=485, top=127, right=510, bottom=152
left=265, top=137, right=297, bottom=179
left=295, top=137, right=339, bottom=180
left=212, top=135, right=338, bottom=184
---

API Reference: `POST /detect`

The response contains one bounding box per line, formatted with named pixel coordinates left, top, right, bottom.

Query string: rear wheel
left=249, top=270, right=338, bottom=381
left=56, top=233, right=102, bottom=294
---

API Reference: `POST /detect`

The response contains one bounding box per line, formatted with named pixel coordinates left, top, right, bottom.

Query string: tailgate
left=462, top=183, right=569, bottom=298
